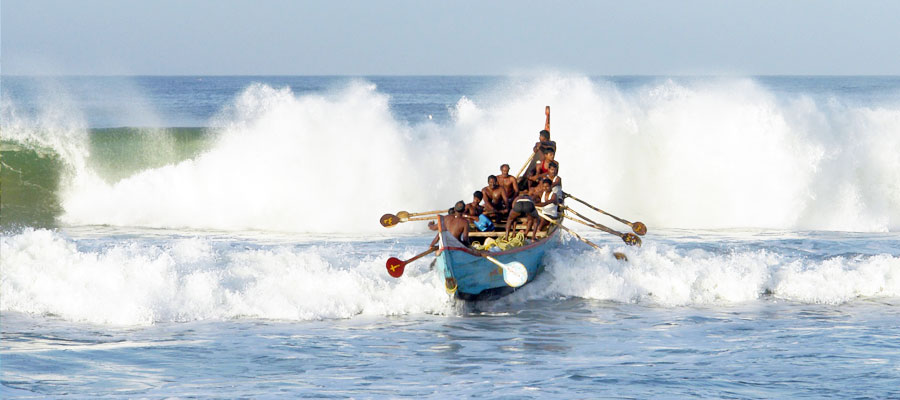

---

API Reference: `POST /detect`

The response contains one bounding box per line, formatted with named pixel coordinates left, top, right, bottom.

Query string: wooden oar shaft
left=565, top=193, right=634, bottom=227
left=406, top=209, right=444, bottom=217
left=536, top=210, right=601, bottom=250
left=484, top=255, right=506, bottom=268
left=515, top=106, right=551, bottom=180
left=407, top=215, right=439, bottom=222
left=515, top=152, right=536, bottom=179
left=564, top=206, right=642, bottom=247
left=404, top=246, right=438, bottom=265
left=562, top=205, right=625, bottom=238
left=563, top=214, right=615, bottom=238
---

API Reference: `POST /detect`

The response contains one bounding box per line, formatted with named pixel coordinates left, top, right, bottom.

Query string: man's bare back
left=430, top=202, right=471, bottom=247
left=444, top=213, right=469, bottom=244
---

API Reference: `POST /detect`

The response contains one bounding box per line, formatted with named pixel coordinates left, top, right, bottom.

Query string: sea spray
left=3, top=75, right=899, bottom=232
left=2, top=229, right=897, bottom=325
left=0, top=229, right=450, bottom=325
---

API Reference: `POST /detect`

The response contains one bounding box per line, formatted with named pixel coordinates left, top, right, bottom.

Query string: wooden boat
left=383, top=105, right=642, bottom=299
left=434, top=216, right=562, bottom=300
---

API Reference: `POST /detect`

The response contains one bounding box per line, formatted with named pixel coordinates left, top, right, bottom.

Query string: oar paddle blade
left=380, top=213, right=400, bottom=228
left=632, top=222, right=648, bottom=236
left=502, top=262, right=528, bottom=288
left=385, top=257, right=405, bottom=278
left=623, top=233, right=642, bottom=247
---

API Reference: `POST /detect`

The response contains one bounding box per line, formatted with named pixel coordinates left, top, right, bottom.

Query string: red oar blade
left=385, top=257, right=406, bottom=278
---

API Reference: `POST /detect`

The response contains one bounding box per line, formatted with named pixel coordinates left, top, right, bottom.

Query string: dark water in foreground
left=4, top=299, right=899, bottom=398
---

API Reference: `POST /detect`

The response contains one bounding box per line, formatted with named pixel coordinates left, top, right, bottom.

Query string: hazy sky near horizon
left=2, top=0, right=899, bottom=76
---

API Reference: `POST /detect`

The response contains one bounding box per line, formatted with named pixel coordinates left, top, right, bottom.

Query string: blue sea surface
left=4, top=297, right=899, bottom=398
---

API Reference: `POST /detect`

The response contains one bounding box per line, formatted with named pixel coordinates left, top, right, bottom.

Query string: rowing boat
left=382, top=106, right=643, bottom=298
left=435, top=217, right=562, bottom=300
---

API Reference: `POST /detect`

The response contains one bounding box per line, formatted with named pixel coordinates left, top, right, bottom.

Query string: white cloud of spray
left=31, top=74, right=900, bottom=232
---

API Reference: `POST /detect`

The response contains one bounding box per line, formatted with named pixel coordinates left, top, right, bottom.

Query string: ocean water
left=2, top=75, right=900, bottom=398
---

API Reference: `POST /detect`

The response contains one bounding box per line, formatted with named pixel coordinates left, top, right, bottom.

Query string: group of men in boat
left=431, top=129, right=563, bottom=247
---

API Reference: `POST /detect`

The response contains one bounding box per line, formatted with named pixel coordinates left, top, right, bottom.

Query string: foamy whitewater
left=2, top=75, right=899, bottom=398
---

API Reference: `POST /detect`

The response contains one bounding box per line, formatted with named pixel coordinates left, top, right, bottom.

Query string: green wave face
left=1, top=127, right=212, bottom=230
left=87, top=127, right=211, bottom=182
left=1, top=141, right=64, bottom=229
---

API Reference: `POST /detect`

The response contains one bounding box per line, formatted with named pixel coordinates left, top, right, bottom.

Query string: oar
left=484, top=256, right=528, bottom=287
left=385, top=246, right=438, bottom=278
left=537, top=211, right=599, bottom=249
left=396, top=209, right=443, bottom=220
left=515, top=106, right=551, bottom=179
left=380, top=213, right=440, bottom=228
left=536, top=210, right=628, bottom=260
left=515, top=152, right=536, bottom=179
left=562, top=205, right=641, bottom=247
left=563, top=192, right=648, bottom=236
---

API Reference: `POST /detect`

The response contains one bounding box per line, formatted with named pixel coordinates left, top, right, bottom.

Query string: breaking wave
left=2, top=74, right=899, bottom=232
left=1, top=229, right=897, bottom=325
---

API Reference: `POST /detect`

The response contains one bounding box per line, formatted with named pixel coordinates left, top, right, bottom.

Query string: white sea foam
left=2, top=230, right=897, bottom=325
left=5, top=74, right=900, bottom=232
left=0, top=229, right=450, bottom=325
left=0, top=85, right=91, bottom=173
left=509, top=238, right=900, bottom=306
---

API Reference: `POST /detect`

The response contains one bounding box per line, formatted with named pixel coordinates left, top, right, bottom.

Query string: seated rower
left=505, top=194, right=539, bottom=242
left=430, top=201, right=470, bottom=247
left=466, top=191, right=485, bottom=217
left=482, top=175, right=509, bottom=218
left=535, top=178, right=560, bottom=234
left=546, top=161, right=562, bottom=202
left=497, top=164, right=519, bottom=208
left=467, top=191, right=495, bottom=232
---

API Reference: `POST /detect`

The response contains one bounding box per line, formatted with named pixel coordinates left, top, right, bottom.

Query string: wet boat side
left=435, top=227, right=561, bottom=299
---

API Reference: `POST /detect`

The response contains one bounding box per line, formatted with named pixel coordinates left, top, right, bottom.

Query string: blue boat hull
left=435, top=227, right=561, bottom=300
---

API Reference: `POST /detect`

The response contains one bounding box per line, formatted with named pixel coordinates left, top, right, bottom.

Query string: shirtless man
left=430, top=201, right=470, bottom=246
left=481, top=175, right=508, bottom=217
left=505, top=194, right=539, bottom=241
left=496, top=164, right=518, bottom=207
left=466, top=191, right=485, bottom=217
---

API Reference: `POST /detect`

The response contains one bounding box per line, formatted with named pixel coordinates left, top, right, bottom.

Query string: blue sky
left=2, top=0, right=899, bottom=75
